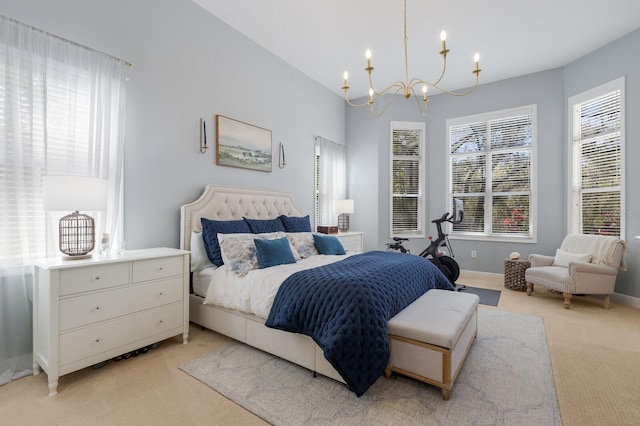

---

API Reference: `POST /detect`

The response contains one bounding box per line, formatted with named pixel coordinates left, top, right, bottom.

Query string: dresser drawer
left=59, top=263, right=130, bottom=296
left=59, top=277, right=184, bottom=331
left=59, top=302, right=183, bottom=367
left=132, top=256, right=183, bottom=283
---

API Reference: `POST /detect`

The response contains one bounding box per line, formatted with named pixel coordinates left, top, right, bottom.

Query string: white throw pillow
left=552, top=249, right=592, bottom=267
left=218, top=232, right=299, bottom=276
left=190, top=229, right=215, bottom=272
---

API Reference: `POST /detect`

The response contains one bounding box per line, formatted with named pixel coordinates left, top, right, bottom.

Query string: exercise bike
left=387, top=200, right=464, bottom=288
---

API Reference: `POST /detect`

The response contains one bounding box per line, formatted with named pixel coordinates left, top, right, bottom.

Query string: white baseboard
left=610, top=292, right=640, bottom=309
left=461, top=269, right=640, bottom=310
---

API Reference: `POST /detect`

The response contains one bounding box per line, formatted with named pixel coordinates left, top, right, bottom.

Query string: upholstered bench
left=384, top=289, right=480, bottom=400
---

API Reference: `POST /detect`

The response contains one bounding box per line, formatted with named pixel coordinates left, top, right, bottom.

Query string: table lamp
left=43, top=176, right=108, bottom=259
left=335, top=199, right=354, bottom=232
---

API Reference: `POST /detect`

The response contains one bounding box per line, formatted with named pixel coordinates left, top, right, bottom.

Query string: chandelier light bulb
left=343, top=71, right=349, bottom=80
left=365, top=49, right=372, bottom=59
left=422, top=85, right=427, bottom=94
left=440, top=30, right=447, bottom=41
left=474, top=53, right=480, bottom=63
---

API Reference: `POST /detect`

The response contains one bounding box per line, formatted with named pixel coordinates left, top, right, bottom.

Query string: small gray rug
left=458, top=285, right=501, bottom=306
left=180, top=308, right=560, bottom=425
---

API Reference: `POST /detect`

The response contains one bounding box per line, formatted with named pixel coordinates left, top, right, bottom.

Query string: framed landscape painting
left=216, top=115, right=272, bottom=172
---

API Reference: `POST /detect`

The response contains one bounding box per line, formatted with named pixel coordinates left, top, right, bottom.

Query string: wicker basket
left=504, top=259, right=531, bottom=291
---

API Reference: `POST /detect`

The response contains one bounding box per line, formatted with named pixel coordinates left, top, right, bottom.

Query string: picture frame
left=216, top=115, right=272, bottom=172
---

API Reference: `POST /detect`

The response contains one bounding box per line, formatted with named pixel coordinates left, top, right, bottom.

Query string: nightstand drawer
left=59, top=277, right=184, bottom=331
left=337, top=234, right=363, bottom=253
left=59, top=302, right=183, bottom=367
left=132, top=256, right=183, bottom=283
left=59, top=263, right=130, bottom=296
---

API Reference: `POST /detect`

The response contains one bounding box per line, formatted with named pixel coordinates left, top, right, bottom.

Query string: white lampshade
left=43, top=176, right=108, bottom=212
left=335, top=199, right=354, bottom=214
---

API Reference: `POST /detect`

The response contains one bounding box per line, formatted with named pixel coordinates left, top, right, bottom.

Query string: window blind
left=570, top=84, right=623, bottom=236
left=448, top=107, right=535, bottom=239
left=391, top=122, right=425, bottom=237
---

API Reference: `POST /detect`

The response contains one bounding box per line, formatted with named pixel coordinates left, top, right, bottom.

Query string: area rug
left=457, top=285, right=501, bottom=306
left=180, top=308, right=560, bottom=426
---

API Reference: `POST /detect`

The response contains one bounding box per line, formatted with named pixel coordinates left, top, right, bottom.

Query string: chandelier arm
left=430, top=74, right=480, bottom=97
left=410, top=86, right=429, bottom=115
left=431, top=55, right=448, bottom=86
left=370, top=87, right=405, bottom=117
left=344, top=93, right=373, bottom=108
left=371, top=81, right=408, bottom=98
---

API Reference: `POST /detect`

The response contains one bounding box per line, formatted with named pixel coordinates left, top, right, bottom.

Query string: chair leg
left=603, top=294, right=611, bottom=309
left=563, top=293, right=572, bottom=309
left=526, top=283, right=533, bottom=296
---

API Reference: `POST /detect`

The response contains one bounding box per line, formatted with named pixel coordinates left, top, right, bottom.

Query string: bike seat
left=393, top=237, right=409, bottom=242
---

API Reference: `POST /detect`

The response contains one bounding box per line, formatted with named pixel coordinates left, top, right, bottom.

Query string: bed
left=180, top=185, right=453, bottom=396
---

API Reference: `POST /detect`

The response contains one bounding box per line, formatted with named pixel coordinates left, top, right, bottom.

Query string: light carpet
left=180, top=308, right=561, bottom=425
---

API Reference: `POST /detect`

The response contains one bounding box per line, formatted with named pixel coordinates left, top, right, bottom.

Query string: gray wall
left=2, top=0, right=346, bottom=249
left=348, top=28, right=640, bottom=298
left=3, top=1, right=639, bottom=298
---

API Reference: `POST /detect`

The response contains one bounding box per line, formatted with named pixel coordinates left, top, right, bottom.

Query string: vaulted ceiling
left=193, top=0, right=640, bottom=98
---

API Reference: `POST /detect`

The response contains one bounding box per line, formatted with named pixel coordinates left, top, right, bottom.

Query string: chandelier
left=341, top=0, right=481, bottom=117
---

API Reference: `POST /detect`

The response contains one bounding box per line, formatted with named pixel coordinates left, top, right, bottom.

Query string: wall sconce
left=43, top=175, right=108, bottom=259
left=200, top=118, right=209, bottom=154
left=335, top=199, right=354, bottom=232
left=278, top=142, right=286, bottom=169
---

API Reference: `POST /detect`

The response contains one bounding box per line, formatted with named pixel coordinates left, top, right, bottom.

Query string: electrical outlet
left=471, top=250, right=477, bottom=258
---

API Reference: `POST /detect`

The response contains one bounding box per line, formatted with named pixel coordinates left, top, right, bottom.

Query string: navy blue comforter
left=265, top=250, right=454, bottom=397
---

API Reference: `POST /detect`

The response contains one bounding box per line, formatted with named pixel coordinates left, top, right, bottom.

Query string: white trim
left=566, top=76, right=626, bottom=238
left=463, top=269, right=640, bottom=310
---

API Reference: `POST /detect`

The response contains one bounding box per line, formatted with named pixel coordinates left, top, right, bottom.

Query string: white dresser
left=32, top=247, right=190, bottom=396
left=336, top=231, right=364, bottom=253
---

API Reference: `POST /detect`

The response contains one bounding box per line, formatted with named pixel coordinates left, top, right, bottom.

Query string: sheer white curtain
left=315, top=136, right=347, bottom=226
left=0, top=16, right=126, bottom=385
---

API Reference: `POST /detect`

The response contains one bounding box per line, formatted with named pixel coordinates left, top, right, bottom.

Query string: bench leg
left=526, top=282, right=533, bottom=295
left=384, top=367, right=392, bottom=378
left=442, top=389, right=450, bottom=401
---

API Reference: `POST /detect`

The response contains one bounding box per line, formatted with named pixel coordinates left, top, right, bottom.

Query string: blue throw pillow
left=279, top=215, right=312, bottom=232
left=313, top=233, right=346, bottom=255
left=201, top=218, right=251, bottom=266
left=244, top=217, right=286, bottom=234
left=254, top=237, right=296, bottom=269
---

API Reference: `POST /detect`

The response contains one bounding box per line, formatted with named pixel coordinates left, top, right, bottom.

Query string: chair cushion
left=525, top=266, right=573, bottom=292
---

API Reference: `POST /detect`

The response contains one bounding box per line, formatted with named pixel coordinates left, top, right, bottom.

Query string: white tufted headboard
left=180, top=185, right=305, bottom=251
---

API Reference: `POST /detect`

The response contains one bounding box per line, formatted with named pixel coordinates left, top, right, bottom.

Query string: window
left=568, top=78, right=625, bottom=237
left=390, top=121, right=425, bottom=238
left=447, top=105, right=536, bottom=241
left=314, top=137, right=347, bottom=228
left=1, top=16, right=126, bottom=384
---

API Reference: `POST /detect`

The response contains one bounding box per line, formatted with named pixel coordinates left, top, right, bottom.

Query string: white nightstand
left=336, top=231, right=364, bottom=253
left=32, top=247, right=190, bottom=396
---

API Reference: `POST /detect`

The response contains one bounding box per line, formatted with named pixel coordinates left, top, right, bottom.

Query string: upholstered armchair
left=525, top=234, right=626, bottom=309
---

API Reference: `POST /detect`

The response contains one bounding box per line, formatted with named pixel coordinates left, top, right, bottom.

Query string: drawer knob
left=159, top=292, right=164, bottom=296
left=94, top=339, right=101, bottom=344
left=159, top=320, right=163, bottom=324
left=94, top=275, right=101, bottom=281
left=158, top=266, right=164, bottom=271
left=94, top=305, right=101, bottom=311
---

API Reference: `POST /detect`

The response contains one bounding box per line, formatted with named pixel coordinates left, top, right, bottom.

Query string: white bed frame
left=180, top=185, right=344, bottom=383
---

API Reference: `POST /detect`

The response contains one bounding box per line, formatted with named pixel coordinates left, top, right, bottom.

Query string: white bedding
left=203, top=254, right=352, bottom=319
